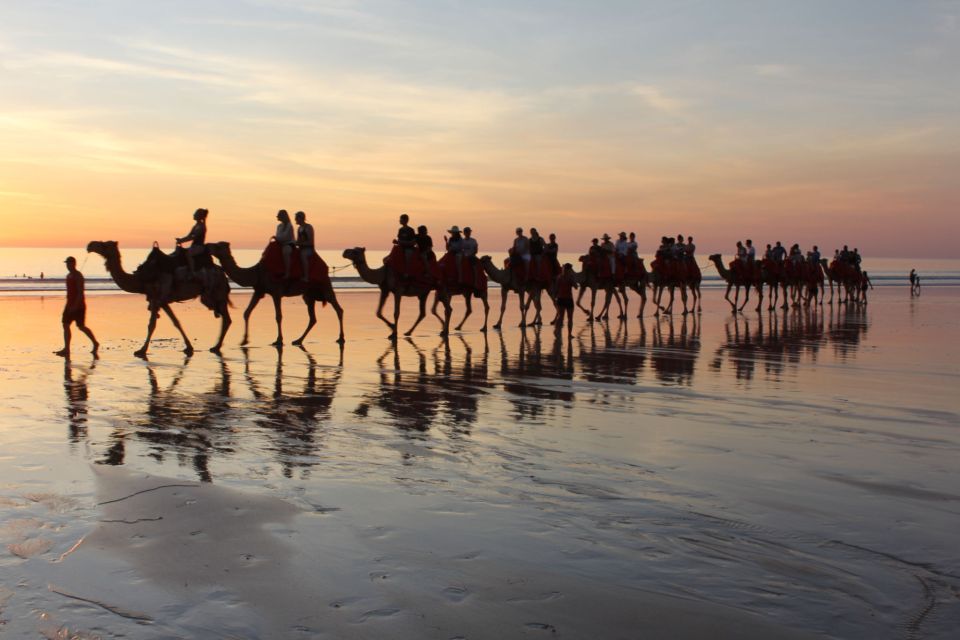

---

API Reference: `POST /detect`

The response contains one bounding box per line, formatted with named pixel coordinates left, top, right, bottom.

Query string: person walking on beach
left=295, top=211, right=315, bottom=282
left=554, top=263, right=578, bottom=338
left=55, top=256, right=98, bottom=358
left=910, top=269, right=920, bottom=296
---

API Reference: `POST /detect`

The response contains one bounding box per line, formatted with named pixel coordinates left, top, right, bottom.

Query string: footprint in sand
left=442, top=585, right=470, bottom=603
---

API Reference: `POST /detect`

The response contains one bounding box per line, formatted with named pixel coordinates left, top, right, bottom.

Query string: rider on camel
left=176, top=208, right=208, bottom=277
left=396, top=214, right=416, bottom=275
left=530, top=228, right=545, bottom=281
left=417, top=225, right=436, bottom=277
left=275, top=209, right=295, bottom=279
left=600, top=233, right=616, bottom=278
left=545, top=233, right=560, bottom=275
left=511, top=227, right=531, bottom=280
left=295, top=211, right=315, bottom=283
left=444, top=225, right=462, bottom=281
left=772, top=241, right=786, bottom=262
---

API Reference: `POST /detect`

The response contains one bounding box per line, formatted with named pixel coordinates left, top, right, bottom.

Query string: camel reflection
left=500, top=328, right=574, bottom=421
left=63, top=359, right=96, bottom=444
left=711, top=306, right=868, bottom=382
left=648, top=314, right=701, bottom=386
left=100, top=355, right=235, bottom=482
left=429, top=335, right=491, bottom=436
left=244, top=345, right=343, bottom=478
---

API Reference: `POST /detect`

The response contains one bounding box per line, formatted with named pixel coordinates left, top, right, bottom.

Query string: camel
left=573, top=260, right=622, bottom=322
left=650, top=261, right=691, bottom=315
left=708, top=254, right=763, bottom=313
left=87, top=240, right=232, bottom=357
left=207, top=241, right=345, bottom=346
left=479, top=256, right=545, bottom=329
left=342, top=247, right=451, bottom=339
left=429, top=262, right=490, bottom=333
left=819, top=258, right=858, bottom=304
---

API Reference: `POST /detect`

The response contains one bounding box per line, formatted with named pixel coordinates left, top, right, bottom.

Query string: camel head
left=478, top=255, right=492, bottom=265
left=708, top=253, right=722, bottom=262
left=87, top=240, right=119, bottom=259
left=342, top=247, right=366, bottom=263
left=207, top=241, right=231, bottom=259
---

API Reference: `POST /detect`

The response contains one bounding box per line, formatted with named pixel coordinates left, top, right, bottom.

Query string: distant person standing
left=554, top=263, right=578, bottom=338
left=909, top=269, right=920, bottom=296
left=55, top=256, right=98, bottom=358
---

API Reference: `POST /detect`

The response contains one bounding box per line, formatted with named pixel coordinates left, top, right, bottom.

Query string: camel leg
left=405, top=294, right=428, bottom=337
left=441, top=295, right=453, bottom=336
left=755, top=284, right=764, bottom=313
left=210, top=305, right=231, bottom=354
left=270, top=294, right=284, bottom=346
left=576, top=286, right=592, bottom=320
left=638, top=284, right=648, bottom=317
left=480, top=293, right=490, bottom=333
left=375, top=289, right=396, bottom=337
left=388, top=293, right=401, bottom=340
left=331, top=297, right=346, bottom=344
left=531, top=292, right=543, bottom=325
left=292, top=298, right=317, bottom=346
left=724, top=283, right=736, bottom=311
left=455, top=293, right=472, bottom=331
left=431, top=292, right=444, bottom=323
left=240, top=291, right=264, bottom=346
left=518, top=290, right=528, bottom=328
left=665, top=286, right=675, bottom=315
left=494, top=287, right=509, bottom=330
left=134, top=306, right=161, bottom=358
left=739, top=284, right=751, bottom=313
left=159, top=304, right=193, bottom=355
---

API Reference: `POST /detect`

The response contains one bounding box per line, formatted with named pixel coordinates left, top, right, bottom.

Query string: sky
left=0, top=0, right=958, bottom=257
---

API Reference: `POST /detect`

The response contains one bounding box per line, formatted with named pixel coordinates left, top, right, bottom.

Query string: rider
left=417, top=225, right=435, bottom=276
left=275, top=209, right=295, bottom=279
left=461, top=227, right=479, bottom=281
left=295, top=211, right=315, bottom=282
left=529, top=228, right=545, bottom=281
left=745, top=239, right=756, bottom=262
left=176, top=207, right=208, bottom=277
left=511, top=227, right=531, bottom=280
left=545, top=233, right=560, bottom=275
left=445, top=225, right=462, bottom=281
left=615, top=232, right=629, bottom=259
left=809, top=245, right=821, bottom=264
left=685, top=235, right=696, bottom=259
left=772, top=241, right=786, bottom=262
left=764, top=243, right=773, bottom=261
left=600, top=233, right=616, bottom=277
left=674, top=235, right=687, bottom=260
left=396, top=213, right=417, bottom=274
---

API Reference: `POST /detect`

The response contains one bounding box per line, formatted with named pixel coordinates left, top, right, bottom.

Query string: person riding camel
left=510, top=227, right=531, bottom=280
left=176, top=207, right=208, bottom=277
left=295, top=211, right=315, bottom=283
left=809, top=245, right=821, bottom=264
left=685, top=235, right=696, bottom=259
left=396, top=214, right=416, bottom=275
left=275, top=209, right=295, bottom=279
left=615, top=232, right=629, bottom=259
left=529, top=228, right=545, bottom=282
left=772, top=241, right=786, bottom=262
left=746, top=239, right=756, bottom=263
left=443, top=225, right=463, bottom=282
left=545, top=233, right=560, bottom=276
left=417, top=225, right=436, bottom=278
left=600, top=233, right=616, bottom=278
left=764, top=243, right=773, bottom=261
left=461, top=227, right=478, bottom=283
left=673, top=235, right=686, bottom=260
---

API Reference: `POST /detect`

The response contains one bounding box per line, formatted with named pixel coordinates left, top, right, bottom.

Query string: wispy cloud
left=753, top=64, right=793, bottom=78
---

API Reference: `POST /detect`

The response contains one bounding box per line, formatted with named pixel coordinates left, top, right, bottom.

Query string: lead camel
left=87, top=240, right=232, bottom=356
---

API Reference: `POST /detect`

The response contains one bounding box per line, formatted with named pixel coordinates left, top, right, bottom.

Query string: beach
left=1, top=288, right=958, bottom=638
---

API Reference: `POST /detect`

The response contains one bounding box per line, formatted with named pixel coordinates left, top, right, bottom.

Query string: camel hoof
left=336, top=337, right=345, bottom=344
left=440, top=330, right=449, bottom=337
left=493, top=323, right=502, bottom=331
left=209, top=346, right=222, bottom=355
left=480, top=326, right=488, bottom=333
left=291, top=339, right=303, bottom=346
left=388, top=333, right=398, bottom=341
left=403, top=330, right=414, bottom=337
left=240, top=339, right=249, bottom=347
left=183, top=347, right=195, bottom=356
left=271, top=340, right=283, bottom=347
left=133, top=349, right=147, bottom=358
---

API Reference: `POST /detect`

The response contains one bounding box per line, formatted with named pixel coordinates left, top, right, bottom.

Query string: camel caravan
left=84, top=209, right=873, bottom=356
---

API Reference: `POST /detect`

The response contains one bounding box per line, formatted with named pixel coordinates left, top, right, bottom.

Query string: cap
left=64, top=256, right=76, bottom=264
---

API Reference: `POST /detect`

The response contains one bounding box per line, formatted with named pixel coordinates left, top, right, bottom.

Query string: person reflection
left=63, top=358, right=95, bottom=445
left=576, top=319, right=647, bottom=388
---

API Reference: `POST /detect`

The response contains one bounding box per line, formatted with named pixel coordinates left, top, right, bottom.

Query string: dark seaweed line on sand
left=97, top=483, right=199, bottom=506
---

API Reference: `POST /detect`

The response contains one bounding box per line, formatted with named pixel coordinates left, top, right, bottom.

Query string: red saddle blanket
left=261, top=242, right=331, bottom=287
left=384, top=245, right=439, bottom=286
left=506, top=256, right=554, bottom=285
left=437, top=253, right=488, bottom=291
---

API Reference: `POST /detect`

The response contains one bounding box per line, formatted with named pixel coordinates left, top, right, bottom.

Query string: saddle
left=134, top=245, right=212, bottom=283
left=261, top=241, right=331, bottom=287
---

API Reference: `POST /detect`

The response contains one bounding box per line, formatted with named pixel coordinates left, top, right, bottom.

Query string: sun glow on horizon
left=1, top=1, right=958, bottom=257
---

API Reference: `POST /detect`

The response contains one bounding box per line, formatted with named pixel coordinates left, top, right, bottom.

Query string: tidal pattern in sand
left=0, top=289, right=958, bottom=638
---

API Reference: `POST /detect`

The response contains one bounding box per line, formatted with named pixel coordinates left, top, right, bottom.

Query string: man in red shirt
left=554, top=262, right=578, bottom=339
left=55, top=256, right=99, bottom=358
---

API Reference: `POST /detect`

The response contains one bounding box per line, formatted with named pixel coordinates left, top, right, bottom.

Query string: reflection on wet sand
left=63, top=358, right=95, bottom=444
left=244, top=345, right=342, bottom=478
left=100, top=355, right=236, bottom=482
left=711, top=306, right=869, bottom=382
left=500, top=329, right=575, bottom=420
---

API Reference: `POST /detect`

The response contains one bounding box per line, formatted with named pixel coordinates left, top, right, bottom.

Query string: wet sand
left=1, top=288, right=958, bottom=638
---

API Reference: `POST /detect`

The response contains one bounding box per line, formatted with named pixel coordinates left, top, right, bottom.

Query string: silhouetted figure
left=64, top=359, right=94, bottom=443
left=554, top=263, right=578, bottom=338
left=275, top=209, right=295, bottom=279
left=295, top=211, right=315, bottom=283
left=176, top=207, right=208, bottom=277
left=55, top=256, right=98, bottom=358
left=910, top=269, right=920, bottom=296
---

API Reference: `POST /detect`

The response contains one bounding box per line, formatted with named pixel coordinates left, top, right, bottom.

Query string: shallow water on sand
left=0, top=288, right=958, bottom=638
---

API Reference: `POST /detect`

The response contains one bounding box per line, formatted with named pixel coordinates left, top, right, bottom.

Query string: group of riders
left=727, top=238, right=873, bottom=301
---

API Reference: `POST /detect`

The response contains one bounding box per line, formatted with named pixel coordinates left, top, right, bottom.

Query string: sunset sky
left=1, top=1, right=957, bottom=257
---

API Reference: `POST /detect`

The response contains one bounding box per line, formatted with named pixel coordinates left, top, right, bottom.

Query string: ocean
left=0, top=247, right=957, bottom=296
